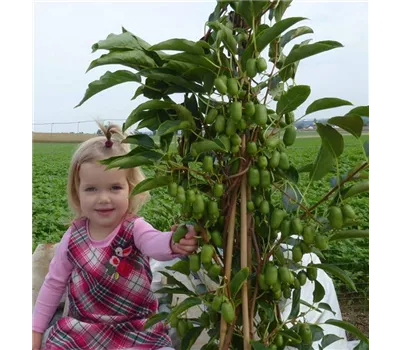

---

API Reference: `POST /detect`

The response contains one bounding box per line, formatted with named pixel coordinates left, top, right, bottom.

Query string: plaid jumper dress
left=44, top=216, right=172, bottom=350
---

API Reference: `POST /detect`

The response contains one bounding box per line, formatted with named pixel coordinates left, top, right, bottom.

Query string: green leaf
left=250, top=341, right=269, bottom=350
left=159, top=271, right=194, bottom=292
left=75, top=70, right=140, bottom=107
left=191, top=140, right=227, bottom=154
left=157, top=120, right=191, bottom=136
left=305, top=98, right=353, bottom=115
left=91, top=32, right=147, bottom=52
left=104, top=155, right=154, bottom=169
left=257, top=300, right=275, bottom=322
left=318, top=302, right=336, bottom=316
left=131, top=85, right=144, bottom=100
left=329, top=229, right=369, bottom=241
left=325, top=319, right=369, bottom=344
left=274, top=0, right=293, bottom=22
left=168, top=297, right=202, bottom=320
left=276, top=85, right=311, bottom=115
left=124, top=100, right=174, bottom=131
left=130, top=176, right=172, bottom=196
left=280, top=329, right=302, bottom=344
left=241, top=17, right=307, bottom=66
left=143, top=312, right=169, bottom=330
left=327, top=115, right=364, bottom=138
left=289, top=288, right=301, bottom=318
left=280, top=26, right=314, bottom=48
left=166, top=260, right=190, bottom=276
left=284, top=40, right=343, bottom=66
left=310, top=145, right=334, bottom=181
left=86, top=50, right=157, bottom=73
left=181, top=327, right=204, bottom=350
left=311, top=263, right=356, bottom=291
left=354, top=340, right=369, bottom=350
left=321, top=334, right=344, bottom=349
left=316, top=123, right=344, bottom=158
left=313, top=280, right=325, bottom=303
left=310, top=324, right=324, bottom=342
left=122, top=134, right=155, bottom=149
left=167, top=53, right=218, bottom=71
left=139, top=68, right=205, bottom=93
left=149, top=38, right=204, bottom=55
left=346, top=105, right=369, bottom=117
left=342, top=181, right=369, bottom=200
left=235, top=0, right=271, bottom=27
left=230, top=267, right=249, bottom=299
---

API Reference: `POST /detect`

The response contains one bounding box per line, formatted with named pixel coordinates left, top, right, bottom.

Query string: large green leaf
left=75, top=70, right=140, bottom=107
left=346, top=105, right=369, bottom=117
left=124, top=100, right=174, bottom=131
left=318, top=302, right=336, bottom=316
left=139, top=68, right=205, bottom=93
left=288, top=288, right=301, bottom=318
left=327, top=115, right=364, bottom=138
left=166, top=260, right=190, bottom=276
left=159, top=271, right=194, bottom=292
left=305, top=98, right=353, bottom=115
left=91, top=32, right=146, bottom=52
left=143, top=312, right=169, bottom=330
left=325, top=319, right=369, bottom=344
left=149, top=38, right=204, bottom=55
left=86, top=50, right=157, bottom=73
left=130, top=176, right=172, bottom=196
left=250, top=341, right=269, bottom=350
left=276, top=85, right=311, bottom=115
left=312, top=263, right=356, bottom=291
left=167, top=53, right=218, bottom=71
left=313, top=280, right=325, bottom=303
left=284, top=40, right=343, bottom=66
left=310, top=145, right=334, bottom=181
left=230, top=267, right=249, bottom=299
left=104, top=155, right=153, bottom=169
left=121, top=134, right=155, bottom=149
left=157, top=120, right=192, bottom=136
left=191, top=140, right=227, bottom=155
left=131, top=85, right=144, bottom=100
left=241, top=17, right=307, bottom=65
left=168, top=297, right=202, bottom=320
left=181, top=327, right=205, bottom=350
left=235, top=0, right=271, bottom=27
left=121, top=27, right=152, bottom=49
left=316, top=123, right=344, bottom=158
left=274, top=0, right=293, bottom=22
left=329, top=229, right=369, bottom=241
left=280, top=26, right=314, bottom=48
left=155, top=286, right=195, bottom=295
left=321, top=334, right=343, bottom=349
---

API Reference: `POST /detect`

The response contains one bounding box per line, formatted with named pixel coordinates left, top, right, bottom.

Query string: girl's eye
left=111, top=186, right=122, bottom=191
left=85, top=187, right=96, bottom=192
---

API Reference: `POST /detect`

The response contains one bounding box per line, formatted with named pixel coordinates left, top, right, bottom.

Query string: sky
left=33, top=1, right=368, bottom=134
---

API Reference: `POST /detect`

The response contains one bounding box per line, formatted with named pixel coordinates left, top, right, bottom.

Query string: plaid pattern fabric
left=44, top=217, right=172, bottom=350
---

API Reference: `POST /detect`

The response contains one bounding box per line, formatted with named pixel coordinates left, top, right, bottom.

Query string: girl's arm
left=132, top=218, right=182, bottom=261
left=32, top=227, right=74, bottom=334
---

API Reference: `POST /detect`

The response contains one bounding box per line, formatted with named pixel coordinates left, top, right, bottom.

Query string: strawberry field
left=32, top=133, right=369, bottom=336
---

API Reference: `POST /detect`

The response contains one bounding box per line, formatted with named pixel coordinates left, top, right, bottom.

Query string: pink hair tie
left=105, top=140, right=113, bottom=148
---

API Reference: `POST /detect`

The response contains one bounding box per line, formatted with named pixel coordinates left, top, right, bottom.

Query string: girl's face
left=78, top=161, right=130, bottom=234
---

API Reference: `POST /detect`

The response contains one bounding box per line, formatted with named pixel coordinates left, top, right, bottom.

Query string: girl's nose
left=99, top=192, right=111, bottom=203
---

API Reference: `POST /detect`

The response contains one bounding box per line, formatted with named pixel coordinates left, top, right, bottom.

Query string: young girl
left=32, top=123, right=198, bottom=350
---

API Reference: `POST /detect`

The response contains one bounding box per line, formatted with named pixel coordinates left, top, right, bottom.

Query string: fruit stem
left=263, top=39, right=279, bottom=105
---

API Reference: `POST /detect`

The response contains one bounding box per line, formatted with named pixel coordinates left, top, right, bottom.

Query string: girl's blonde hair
left=67, top=122, right=150, bottom=218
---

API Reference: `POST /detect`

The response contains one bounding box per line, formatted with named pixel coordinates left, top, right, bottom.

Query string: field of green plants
left=33, top=135, right=369, bottom=322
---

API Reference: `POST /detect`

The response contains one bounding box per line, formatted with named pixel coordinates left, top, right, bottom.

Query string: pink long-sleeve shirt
left=32, top=217, right=179, bottom=333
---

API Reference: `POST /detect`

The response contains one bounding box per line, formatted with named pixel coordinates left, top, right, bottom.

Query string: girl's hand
left=32, top=331, right=43, bottom=350
left=170, top=224, right=198, bottom=255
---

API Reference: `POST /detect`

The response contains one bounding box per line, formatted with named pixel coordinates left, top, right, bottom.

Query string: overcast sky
left=33, top=1, right=368, bottom=134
